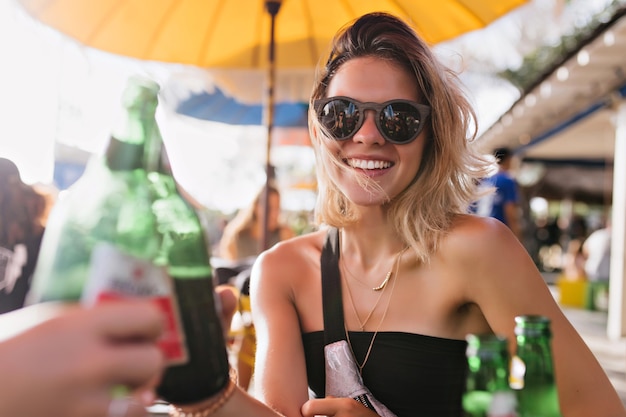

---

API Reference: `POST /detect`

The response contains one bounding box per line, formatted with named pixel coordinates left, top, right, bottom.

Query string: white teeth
left=347, top=158, right=392, bottom=170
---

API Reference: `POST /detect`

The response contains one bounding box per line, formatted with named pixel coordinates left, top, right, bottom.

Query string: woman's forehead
left=327, top=57, right=419, bottom=102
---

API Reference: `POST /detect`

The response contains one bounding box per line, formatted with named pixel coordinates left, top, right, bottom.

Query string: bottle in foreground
left=463, top=334, right=518, bottom=417
left=27, top=75, right=230, bottom=404
left=511, top=315, right=562, bottom=417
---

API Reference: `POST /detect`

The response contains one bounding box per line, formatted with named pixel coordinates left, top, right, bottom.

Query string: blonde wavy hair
left=308, top=12, right=491, bottom=263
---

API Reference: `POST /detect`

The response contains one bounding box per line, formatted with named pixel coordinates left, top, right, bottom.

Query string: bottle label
left=81, top=243, right=188, bottom=365
left=509, top=355, right=526, bottom=389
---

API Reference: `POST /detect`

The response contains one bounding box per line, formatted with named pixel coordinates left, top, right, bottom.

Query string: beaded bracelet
left=169, top=368, right=238, bottom=417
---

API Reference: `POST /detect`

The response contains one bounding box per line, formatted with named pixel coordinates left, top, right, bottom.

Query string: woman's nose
left=353, top=110, right=385, bottom=145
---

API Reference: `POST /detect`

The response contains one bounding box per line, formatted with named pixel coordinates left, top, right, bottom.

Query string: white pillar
left=607, top=100, right=626, bottom=340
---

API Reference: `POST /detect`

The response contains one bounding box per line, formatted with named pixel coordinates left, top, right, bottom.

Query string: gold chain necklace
left=343, top=259, right=393, bottom=291
left=344, top=247, right=405, bottom=374
left=343, top=264, right=386, bottom=331
left=340, top=233, right=405, bottom=292
left=342, top=247, right=407, bottom=331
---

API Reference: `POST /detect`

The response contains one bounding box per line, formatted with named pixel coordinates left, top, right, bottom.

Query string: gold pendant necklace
left=372, top=271, right=392, bottom=291
left=341, top=240, right=406, bottom=292
left=344, top=247, right=406, bottom=374
left=343, top=265, right=385, bottom=331
left=342, top=247, right=408, bottom=331
left=342, top=258, right=394, bottom=292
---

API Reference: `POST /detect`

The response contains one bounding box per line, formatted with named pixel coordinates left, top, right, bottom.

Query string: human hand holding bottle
left=28, top=76, right=231, bottom=406
left=0, top=299, right=164, bottom=417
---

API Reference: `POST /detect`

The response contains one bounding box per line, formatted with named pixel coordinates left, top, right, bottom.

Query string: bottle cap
left=465, top=334, right=508, bottom=359
left=121, top=75, right=160, bottom=111
left=514, top=315, right=552, bottom=337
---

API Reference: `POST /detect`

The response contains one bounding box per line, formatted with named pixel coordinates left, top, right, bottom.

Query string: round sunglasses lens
left=318, top=99, right=359, bottom=139
left=379, top=102, right=422, bottom=143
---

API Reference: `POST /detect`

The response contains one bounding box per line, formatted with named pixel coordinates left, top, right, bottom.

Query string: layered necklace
left=341, top=246, right=408, bottom=331
left=342, top=245, right=408, bottom=374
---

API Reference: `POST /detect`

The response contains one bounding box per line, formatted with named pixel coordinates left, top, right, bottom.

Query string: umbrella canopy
left=18, top=0, right=529, bottom=69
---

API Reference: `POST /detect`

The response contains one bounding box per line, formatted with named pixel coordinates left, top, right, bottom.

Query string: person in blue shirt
left=476, top=147, right=522, bottom=240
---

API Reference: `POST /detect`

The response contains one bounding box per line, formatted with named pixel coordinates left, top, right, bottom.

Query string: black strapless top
left=312, top=228, right=469, bottom=416
left=302, top=330, right=468, bottom=417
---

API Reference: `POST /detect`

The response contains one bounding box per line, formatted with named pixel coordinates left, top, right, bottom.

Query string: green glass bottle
left=511, top=315, right=562, bottom=417
left=28, top=75, right=230, bottom=405
left=463, top=334, right=518, bottom=417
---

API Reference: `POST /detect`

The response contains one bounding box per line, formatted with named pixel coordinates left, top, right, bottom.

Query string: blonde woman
left=169, top=12, right=626, bottom=417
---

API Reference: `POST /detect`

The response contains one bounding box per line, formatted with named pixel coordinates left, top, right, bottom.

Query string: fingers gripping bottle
left=510, top=315, right=562, bottom=417
left=27, top=75, right=230, bottom=404
left=463, top=334, right=518, bottom=417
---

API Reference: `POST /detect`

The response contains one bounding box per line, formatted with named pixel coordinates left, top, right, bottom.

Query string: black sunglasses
left=313, top=96, right=431, bottom=144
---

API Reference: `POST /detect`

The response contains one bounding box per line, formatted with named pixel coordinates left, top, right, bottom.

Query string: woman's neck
left=339, top=226, right=405, bottom=269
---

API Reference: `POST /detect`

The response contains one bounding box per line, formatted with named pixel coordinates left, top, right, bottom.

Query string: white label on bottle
left=81, top=242, right=188, bottom=364
left=509, top=355, right=526, bottom=390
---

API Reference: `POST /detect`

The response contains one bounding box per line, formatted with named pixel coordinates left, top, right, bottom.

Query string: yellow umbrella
left=17, top=0, right=528, bottom=249
left=19, top=0, right=528, bottom=69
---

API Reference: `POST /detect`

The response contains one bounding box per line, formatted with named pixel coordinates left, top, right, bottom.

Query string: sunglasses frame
left=313, top=96, right=431, bottom=144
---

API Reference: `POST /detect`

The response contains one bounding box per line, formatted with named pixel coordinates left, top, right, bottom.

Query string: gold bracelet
left=169, top=368, right=238, bottom=417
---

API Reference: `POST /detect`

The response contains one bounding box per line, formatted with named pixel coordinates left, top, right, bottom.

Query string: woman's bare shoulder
left=436, top=214, right=531, bottom=280
left=450, top=213, right=510, bottom=235
left=445, top=214, right=519, bottom=252
left=263, top=228, right=326, bottom=258
left=253, top=229, right=326, bottom=281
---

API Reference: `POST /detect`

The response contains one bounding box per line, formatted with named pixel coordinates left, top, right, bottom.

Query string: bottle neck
left=515, top=335, right=556, bottom=383
left=466, top=335, right=512, bottom=392
left=467, top=354, right=511, bottom=391
left=106, top=102, right=161, bottom=173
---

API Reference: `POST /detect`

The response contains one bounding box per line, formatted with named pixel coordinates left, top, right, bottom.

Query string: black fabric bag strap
left=321, top=227, right=346, bottom=345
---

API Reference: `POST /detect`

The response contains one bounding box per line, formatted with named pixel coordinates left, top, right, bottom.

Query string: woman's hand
left=302, top=397, right=383, bottom=417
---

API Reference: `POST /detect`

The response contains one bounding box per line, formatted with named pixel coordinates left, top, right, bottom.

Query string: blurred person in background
left=218, top=183, right=294, bottom=392
left=561, top=238, right=587, bottom=281
left=582, top=217, right=612, bottom=310
left=0, top=157, right=49, bottom=314
left=583, top=218, right=611, bottom=282
left=219, top=183, right=294, bottom=261
left=474, top=147, right=522, bottom=241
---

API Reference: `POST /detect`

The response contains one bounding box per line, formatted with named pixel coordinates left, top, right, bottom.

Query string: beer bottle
left=511, top=315, right=562, bottom=417
left=28, top=75, right=230, bottom=404
left=463, top=334, right=518, bottom=417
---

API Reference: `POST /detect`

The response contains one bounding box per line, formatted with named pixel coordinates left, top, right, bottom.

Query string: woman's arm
left=250, top=243, right=313, bottom=416
left=461, top=217, right=625, bottom=417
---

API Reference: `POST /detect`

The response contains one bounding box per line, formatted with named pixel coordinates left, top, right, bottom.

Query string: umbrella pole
left=261, top=0, right=282, bottom=252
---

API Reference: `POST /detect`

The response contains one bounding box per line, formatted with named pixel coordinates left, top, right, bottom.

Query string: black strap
left=321, top=227, right=346, bottom=345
